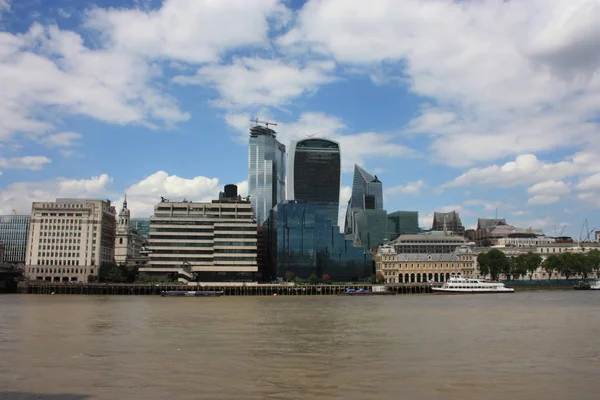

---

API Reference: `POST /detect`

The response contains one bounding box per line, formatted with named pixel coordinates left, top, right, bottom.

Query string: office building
left=25, top=199, right=117, bottom=282
left=0, top=215, right=30, bottom=264
left=114, top=197, right=147, bottom=265
left=343, top=165, right=388, bottom=250
left=288, top=138, right=341, bottom=226
left=140, top=185, right=258, bottom=283
left=130, top=218, right=150, bottom=238
left=388, top=211, right=419, bottom=240
left=390, top=231, right=471, bottom=254
left=248, top=124, right=286, bottom=225
left=264, top=201, right=372, bottom=282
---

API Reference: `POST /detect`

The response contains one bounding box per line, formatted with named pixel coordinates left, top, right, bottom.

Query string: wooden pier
left=20, top=282, right=433, bottom=296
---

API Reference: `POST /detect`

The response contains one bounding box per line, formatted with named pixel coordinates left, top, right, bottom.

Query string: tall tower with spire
left=119, top=194, right=130, bottom=227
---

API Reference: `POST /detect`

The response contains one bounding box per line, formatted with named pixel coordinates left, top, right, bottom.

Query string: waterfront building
left=0, top=215, right=30, bottom=264
left=264, top=201, right=372, bottom=282
left=496, top=236, right=555, bottom=247
left=129, top=218, right=150, bottom=238
left=24, top=199, right=116, bottom=283
left=431, top=211, right=465, bottom=236
left=390, top=231, right=471, bottom=254
left=467, top=218, right=544, bottom=246
left=375, top=244, right=475, bottom=283
left=0, top=242, right=4, bottom=263
left=248, top=124, right=286, bottom=225
left=140, top=185, right=258, bottom=283
left=287, top=138, right=341, bottom=226
left=387, top=211, right=419, bottom=240
left=344, top=165, right=387, bottom=250
left=114, top=196, right=147, bottom=265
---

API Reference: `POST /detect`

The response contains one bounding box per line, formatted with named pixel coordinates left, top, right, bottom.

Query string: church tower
left=115, top=195, right=131, bottom=265
left=119, top=194, right=130, bottom=227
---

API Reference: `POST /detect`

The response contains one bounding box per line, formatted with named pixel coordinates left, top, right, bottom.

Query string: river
left=0, top=291, right=598, bottom=400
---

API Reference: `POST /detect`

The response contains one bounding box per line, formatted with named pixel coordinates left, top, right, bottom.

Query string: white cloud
left=386, top=180, right=425, bottom=196
left=87, top=0, right=288, bottom=64
left=528, top=180, right=571, bottom=196
left=444, top=153, right=598, bottom=189
left=0, top=156, right=51, bottom=170
left=38, top=132, right=82, bottom=148
left=280, top=0, right=600, bottom=166
left=0, top=0, right=10, bottom=12
left=0, top=174, right=113, bottom=215
left=528, top=195, right=560, bottom=206
left=576, top=173, right=600, bottom=191
left=174, top=58, right=336, bottom=109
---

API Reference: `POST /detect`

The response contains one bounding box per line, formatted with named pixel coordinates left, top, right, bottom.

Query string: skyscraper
left=0, top=215, right=30, bottom=264
left=248, top=124, right=286, bottom=225
left=344, top=165, right=387, bottom=250
left=287, top=138, right=341, bottom=225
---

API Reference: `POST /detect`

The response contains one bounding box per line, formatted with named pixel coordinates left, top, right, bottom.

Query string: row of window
left=39, top=244, right=82, bottom=251
left=37, top=259, right=83, bottom=266
left=29, top=267, right=92, bottom=274
left=380, top=263, right=462, bottom=269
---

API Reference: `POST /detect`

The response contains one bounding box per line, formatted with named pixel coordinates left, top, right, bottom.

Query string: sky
left=0, top=0, right=599, bottom=239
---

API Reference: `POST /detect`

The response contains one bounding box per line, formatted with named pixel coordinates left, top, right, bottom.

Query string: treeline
left=477, top=249, right=600, bottom=281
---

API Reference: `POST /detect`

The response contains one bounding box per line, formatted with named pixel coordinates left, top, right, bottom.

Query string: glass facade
left=0, top=215, right=30, bottom=264
left=387, top=211, right=419, bottom=240
left=130, top=218, right=150, bottom=238
left=352, top=210, right=388, bottom=251
left=288, top=139, right=341, bottom=225
left=248, top=125, right=286, bottom=226
left=264, top=201, right=372, bottom=282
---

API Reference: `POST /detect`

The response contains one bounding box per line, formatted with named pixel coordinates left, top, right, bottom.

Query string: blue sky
left=1, top=0, right=600, bottom=238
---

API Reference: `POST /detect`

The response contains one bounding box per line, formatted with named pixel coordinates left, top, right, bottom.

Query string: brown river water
left=1, top=291, right=599, bottom=400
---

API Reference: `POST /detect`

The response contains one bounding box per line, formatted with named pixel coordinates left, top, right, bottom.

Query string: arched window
left=119, top=238, right=124, bottom=245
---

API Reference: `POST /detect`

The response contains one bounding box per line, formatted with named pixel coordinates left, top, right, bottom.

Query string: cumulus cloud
left=38, top=132, right=82, bottom=148
left=280, top=0, right=600, bottom=166
left=386, top=180, right=425, bottom=196
left=0, top=156, right=51, bottom=170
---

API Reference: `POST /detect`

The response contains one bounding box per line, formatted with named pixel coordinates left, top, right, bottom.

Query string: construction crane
left=251, top=118, right=277, bottom=129
left=559, top=224, right=567, bottom=237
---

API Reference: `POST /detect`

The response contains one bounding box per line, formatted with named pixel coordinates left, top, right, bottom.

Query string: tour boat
left=591, top=280, right=600, bottom=290
left=573, top=281, right=591, bottom=290
left=161, top=290, right=224, bottom=297
left=431, top=277, right=514, bottom=294
left=342, top=288, right=396, bottom=296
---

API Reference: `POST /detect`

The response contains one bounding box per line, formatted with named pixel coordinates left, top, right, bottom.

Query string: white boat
left=431, top=277, right=514, bottom=294
left=590, top=280, right=600, bottom=290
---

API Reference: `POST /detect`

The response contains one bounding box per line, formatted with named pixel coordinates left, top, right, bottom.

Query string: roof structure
left=477, top=218, right=507, bottom=230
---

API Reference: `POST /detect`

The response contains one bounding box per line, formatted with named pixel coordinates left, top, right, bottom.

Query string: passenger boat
left=591, top=280, right=600, bottom=290
left=160, top=290, right=224, bottom=297
left=431, top=277, right=514, bottom=294
left=342, top=288, right=396, bottom=296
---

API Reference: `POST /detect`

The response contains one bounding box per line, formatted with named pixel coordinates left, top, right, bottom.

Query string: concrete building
left=25, top=199, right=116, bottom=283
left=389, top=231, right=472, bottom=254
left=496, top=236, right=555, bottom=247
left=375, top=244, right=475, bottom=284
left=0, top=215, right=30, bottom=264
left=288, top=138, right=341, bottom=226
left=344, top=164, right=387, bottom=250
left=248, top=123, right=286, bottom=225
left=387, top=211, right=419, bottom=240
left=431, top=211, right=465, bottom=236
left=114, top=196, right=147, bottom=265
left=140, top=185, right=258, bottom=283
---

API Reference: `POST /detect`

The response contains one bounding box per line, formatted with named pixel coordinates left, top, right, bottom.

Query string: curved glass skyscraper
left=248, top=125, right=286, bottom=225
left=287, top=138, right=341, bottom=225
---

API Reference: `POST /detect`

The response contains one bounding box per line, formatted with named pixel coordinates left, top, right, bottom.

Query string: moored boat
left=590, top=280, right=600, bottom=290
left=342, top=288, right=396, bottom=296
left=431, top=277, right=514, bottom=294
left=573, top=281, right=591, bottom=290
left=161, top=290, right=224, bottom=297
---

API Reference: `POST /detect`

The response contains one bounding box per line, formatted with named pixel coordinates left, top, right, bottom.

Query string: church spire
left=119, top=194, right=130, bottom=226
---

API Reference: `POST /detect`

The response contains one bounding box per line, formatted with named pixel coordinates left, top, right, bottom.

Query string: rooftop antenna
left=251, top=118, right=278, bottom=129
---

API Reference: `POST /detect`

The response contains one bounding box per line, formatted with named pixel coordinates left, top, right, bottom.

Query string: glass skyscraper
left=288, top=138, right=341, bottom=225
left=0, top=215, right=30, bottom=264
left=248, top=125, right=286, bottom=225
left=130, top=217, right=150, bottom=238
left=344, top=164, right=383, bottom=235
left=264, top=201, right=372, bottom=282
left=388, top=211, right=420, bottom=240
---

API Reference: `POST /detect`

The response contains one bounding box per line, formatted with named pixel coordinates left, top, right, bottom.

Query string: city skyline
left=1, top=0, right=599, bottom=238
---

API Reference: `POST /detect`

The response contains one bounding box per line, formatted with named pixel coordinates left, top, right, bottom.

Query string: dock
left=19, top=282, right=433, bottom=296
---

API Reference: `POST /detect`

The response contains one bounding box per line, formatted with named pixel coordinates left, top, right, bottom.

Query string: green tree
left=586, top=249, right=600, bottom=278
left=573, top=253, right=591, bottom=279
left=477, top=249, right=509, bottom=280
left=555, top=252, right=576, bottom=280
left=512, top=255, right=528, bottom=280
left=308, top=273, right=319, bottom=285
left=522, top=252, right=542, bottom=280
left=321, top=273, right=332, bottom=284
left=542, top=254, right=560, bottom=280
left=502, top=256, right=515, bottom=280
left=284, top=271, right=295, bottom=282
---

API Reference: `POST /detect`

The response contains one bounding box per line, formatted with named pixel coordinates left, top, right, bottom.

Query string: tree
left=512, top=255, right=528, bottom=280
left=523, top=252, right=542, bottom=280
left=477, top=249, right=509, bottom=280
left=572, top=253, right=591, bottom=279
left=321, top=273, right=332, bottom=284
left=502, top=257, right=515, bottom=280
left=308, top=273, right=319, bottom=285
left=542, top=254, right=560, bottom=280
left=555, top=252, right=576, bottom=280
left=376, top=272, right=385, bottom=283
left=586, top=249, right=600, bottom=278
left=284, top=271, right=295, bottom=282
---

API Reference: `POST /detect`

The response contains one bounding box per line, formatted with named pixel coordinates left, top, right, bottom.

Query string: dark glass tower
left=287, top=138, right=341, bottom=225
